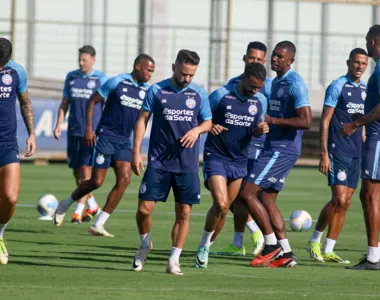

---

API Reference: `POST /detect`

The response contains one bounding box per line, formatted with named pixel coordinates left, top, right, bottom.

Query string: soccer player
left=131, top=49, right=212, bottom=275
left=339, top=25, right=380, bottom=270
left=213, top=41, right=272, bottom=257
left=195, top=63, right=269, bottom=268
left=53, top=45, right=107, bottom=224
left=0, top=38, right=36, bottom=264
left=53, top=54, right=155, bottom=237
left=306, top=48, right=368, bottom=264
left=239, top=41, right=311, bottom=268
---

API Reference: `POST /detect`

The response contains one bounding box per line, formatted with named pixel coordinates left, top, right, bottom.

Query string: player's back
left=365, top=60, right=380, bottom=141
left=0, top=60, right=27, bottom=143
left=325, top=75, right=366, bottom=157
left=265, top=69, right=309, bottom=156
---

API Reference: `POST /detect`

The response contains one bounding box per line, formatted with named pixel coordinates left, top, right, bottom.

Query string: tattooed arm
left=17, top=89, right=36, bottom=157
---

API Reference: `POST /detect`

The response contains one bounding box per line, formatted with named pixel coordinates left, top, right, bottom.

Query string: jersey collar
left=344, top=75, right=361, bottom=87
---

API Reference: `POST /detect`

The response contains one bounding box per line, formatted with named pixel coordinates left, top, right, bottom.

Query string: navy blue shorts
left=247, top=148, right=262, bottom=173
left=67, top=135, right=93, bottom=169
left=362, top=140, right=380, bottom=181
left=246, top=150, right=298, bottom=191
left=0, top=142, right=20, bottom=168
left=92, top=136, right=132, bottom=169
left=138, top=166, right=201, bottom=205
left=328, top=153, right=360, bottom=188
left=203, top=160, right=246, bottom=190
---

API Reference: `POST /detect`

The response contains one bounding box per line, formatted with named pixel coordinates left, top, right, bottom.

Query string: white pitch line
left=17, top=203, right=316, bottom=221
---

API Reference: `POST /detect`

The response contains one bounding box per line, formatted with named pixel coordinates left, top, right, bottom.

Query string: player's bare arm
left=180, top=119, right=212, bottom=148
left=132, top=110, right=151, bottom=176
left=54, top=96, right=69, bottom=140
left=84, top=92, right=103, bottom=147
left=252, top=116, right=269, bottom=138
left=18, top=89, right=36, bottom=157
left=265, top=106, right=312, bottom=130
left=210, top=123, right=228, bottom=136
left=340, top=103, right=380, bottom=138
left=319, top=106, right=334, bottom=175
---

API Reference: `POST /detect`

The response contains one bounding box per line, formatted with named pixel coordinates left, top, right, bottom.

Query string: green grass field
left=2, top=163, right=380, bottom=300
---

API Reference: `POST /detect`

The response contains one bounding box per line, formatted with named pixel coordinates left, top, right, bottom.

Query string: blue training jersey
left=365, top=60, right=380, bottom=141
left=63, top=69, right=108, bottom=137
left=227, top=74, right=272, bottom=156
left=204, top=84, right=267, bottom=167
left=0, top=60, right=27, bottom=144
left=97, top=73, right=149, bottom=142
left=266, top=69, right=310, bottom=156
left=142, top=79, right=212, bottom=173
left=324, top=75, right=366, bottom=158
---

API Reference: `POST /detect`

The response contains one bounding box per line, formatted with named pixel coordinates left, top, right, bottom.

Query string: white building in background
left=0, top=0, right=377, bottom=110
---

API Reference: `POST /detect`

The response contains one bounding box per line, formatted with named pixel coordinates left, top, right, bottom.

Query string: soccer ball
left=289, top=210, right=312, bottom=232
left=37, top=194, right=58, bottom=217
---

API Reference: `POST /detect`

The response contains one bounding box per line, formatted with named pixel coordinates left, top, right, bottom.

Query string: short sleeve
left=99, top=73, right=108, bottom=86
left=13, top=63, right=27, bottom=94
left=98, top=77, right=120, bottom=100
left=209, top=86, right=229, bottom=112
left=323, top=81, right=343, bottom=108
left=264, top=78, right=272, bottom=101
left=63, top=72, right=71, bottom=98
left=198, top=87, right=212, bottom=121
left=141, top=85, right=159, bottom=112
left=289, top=79, right=310, bottom=109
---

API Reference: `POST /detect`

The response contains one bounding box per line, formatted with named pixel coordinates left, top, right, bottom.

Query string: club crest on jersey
left=87, top=80, right=96, bottom=89
left=139, top=90, right=146, bottom=99
left=277, top=88, right=284, bottom=98
left=139, top=182, right=147, bottom=194
left=361, top=91, right=367, bottom=101
left=248, top=104, right=258, bottom=115
left=96, top=154, right=105, bottom=165
left=2, top=74, right=12, bottom=85
left=186, top=98, right=196, bottom=109
left=337, top=170, right=347, bottom=181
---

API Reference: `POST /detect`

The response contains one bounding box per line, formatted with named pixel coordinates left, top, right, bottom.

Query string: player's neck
left=82, top=67, right=94, bottom=75
left=276, top=67, right=290, bottom=78
left=131, top=71, right=142, bottom=85
left=346, top=73, right=360, bottom=84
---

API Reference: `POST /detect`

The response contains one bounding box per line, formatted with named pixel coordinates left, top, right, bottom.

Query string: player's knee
left=177, top=209, right=191, bottom=223
left=118, top=176, right=131, bottom=187
left=214, top=199, right=229, bottom=215
left=91, top=177, right=104, bottom=189
left=332, top=195, right=350, bottom=210
left=4, top=194, right=18, bottom=206
left=137, top=203, right=153, bottom=217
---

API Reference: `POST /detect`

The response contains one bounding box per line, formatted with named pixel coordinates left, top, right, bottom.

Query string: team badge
left=248, top=104, right=258, bottom=115
left=337, top=170, right=347, bottom=181
left=139, top=182, right=147, bottom=194
left=139, top=90, right=146, bottom=99
left=96, top=154, right=105, bottom=165
left=277, top=88, right=284, bottom=98
left=2, top=74, right=12, bottom=85
left=87, top=80, right=96, bottom=89
left=361, top=91, right=367, bottom=101
left=186, top=98, right=196, bottom=109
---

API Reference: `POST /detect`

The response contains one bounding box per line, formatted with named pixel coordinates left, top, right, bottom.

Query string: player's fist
left=25, top=134, right=36, bottom=157
left=319, top=152, right=331, bottom=176
left=210, top=124, right=228, bottom=136
left=84, top=128, right=96, bottom=148
left=53, top=126, right=61, bottom=140
left=339, top=122, right=358, bottom=138
left=132, top=151, right=145, bottom=176
left=252, top=116, right=269, bottom=138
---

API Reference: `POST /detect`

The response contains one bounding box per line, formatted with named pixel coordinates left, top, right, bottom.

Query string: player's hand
left=252, top=117, right=269, bottom=137
left=210, top=124, right=228, bottom=136
left=84, top=129, right=96, bottom=148
left=339, top=122, right=358, bottom=138
left=132, top=151, right=145, bottom=176
left=53, top=126, right=61, bottom=140
left=319, top=152, right=331, bottom=176
left=264, top=114, right=273, bottom=126
left=25, top=134, right=36, bottom=157
left=180, top=127, right=201, bottom=148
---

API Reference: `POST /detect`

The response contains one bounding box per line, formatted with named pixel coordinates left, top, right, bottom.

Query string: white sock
left=246, top=220, right=260, bottom=234
left=74, top=203, right=85, bottom=215
left=87, top=196, right=98, bottom=210
left=139, top=232, right=150, bottom=248
left=264, top=232, right=277, bottom=245
left=278, top=239, right=291, bottom=253
left=367, top=246, right=380, bottom=263
left=323, top=238, right=336, bottom=253
left=310, top=229, right=323, bottom=243
left=232, top=232, right=245, bottom=248
left=94, top=211, right=110, bottom=226
left=56, top=195, right=74, bottom=214
left=0, top=223, right=8, bottom=238
left=169, top=247, right=182, bottom=261
left=199, top=230, right=214, bottom=248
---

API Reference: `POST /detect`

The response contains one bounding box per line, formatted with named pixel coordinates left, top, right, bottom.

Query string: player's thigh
left=208, top=175, right=228, bottom=206
left=79, top=166, right=92, bottom=181
left=172, top=172, right=201, bottom=205
left=112, top=160, right=132, bottom=186
left=78, top=138, right=95, bottom=178
left=138, top=166, right=172, bottom=202
left=227, top=177, right=243, bottom=204
left=0, top=163, right=20, bottom=203
left=360, top=179, right=380, bottom=202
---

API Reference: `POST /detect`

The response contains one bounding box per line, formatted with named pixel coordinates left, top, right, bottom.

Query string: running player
left=195, top=63, right=268, bottom=268
left=340, top=25, right=380, bottom=270
left=0, top=38, right=36, bottom=264
left=240, top=41, right=311, bottom=268
left=53, top=54, right=155, bottom=237
left=306, top=48, right=368, bottom=264
left=213, top=41, right=271, bottom=257
left=54, top=45, right=107, bottom=224
left=131, top=49, right=212, bottom=275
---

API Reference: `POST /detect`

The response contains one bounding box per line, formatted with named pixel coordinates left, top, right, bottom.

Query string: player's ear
left=243, top=55, right=246, bottom=62
left=346, top=59, right=350, bottom=67
left=172, top=63, right=176, bottom=73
